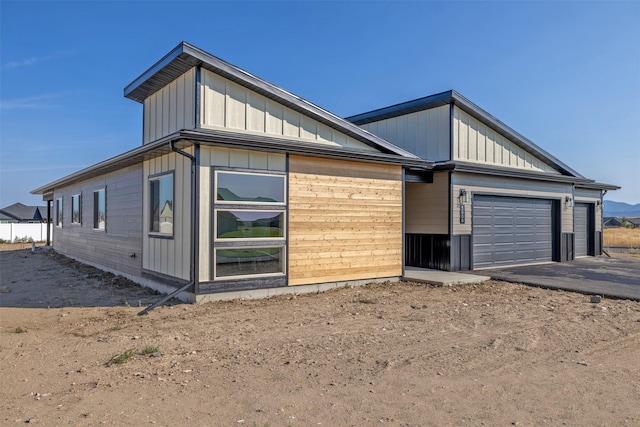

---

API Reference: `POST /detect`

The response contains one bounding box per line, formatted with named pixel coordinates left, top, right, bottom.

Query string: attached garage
left=574, top=203, right=592, bottom=257
left=472, top=196, right=554, bottom=268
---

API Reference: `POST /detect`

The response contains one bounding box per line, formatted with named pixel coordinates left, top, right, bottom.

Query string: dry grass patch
left=603, top=227, right=640, bottom=248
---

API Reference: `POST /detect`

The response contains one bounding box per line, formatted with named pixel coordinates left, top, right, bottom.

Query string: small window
left=216, top=171, right=285, bottom=204
left=215, top=247, right=285, bottom=278
left=71, top=194, right=81, bottom=224
left=215, top=210, right=285, bottom=240
left=55, top=198, right=63, bottom=227
left=93, top=189, right=106, bottom=231
left=149, top=173, right=174, bottom=235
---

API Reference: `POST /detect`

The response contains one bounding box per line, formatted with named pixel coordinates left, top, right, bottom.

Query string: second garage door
left=473, top=196, right=553, bottom=268
left=574, top=203, right=590, bottom=257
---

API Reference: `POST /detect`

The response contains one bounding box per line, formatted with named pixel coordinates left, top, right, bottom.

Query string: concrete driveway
left=477, top=256, right=640, bottom=301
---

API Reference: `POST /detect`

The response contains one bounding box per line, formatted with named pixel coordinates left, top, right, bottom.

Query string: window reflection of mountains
left=217, top=187, right=277, bottom=203
left=218, top=210, right=282, bottom=239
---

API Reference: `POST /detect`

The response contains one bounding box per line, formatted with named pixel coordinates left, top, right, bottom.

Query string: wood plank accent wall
left=453, top=106, right=559, bottom=174
left=142, top=150, right=192, bottom=280
left=52, top=165, right=143, bottom=277
left=405, top=171, right=449, bottom=234
left=288, top=155, right=403, bottom=286
left=200, top=69, right=378, bottom=152
left=358, top=104, right=451, bottom=161
left=143, top=68, right=195, bottom=144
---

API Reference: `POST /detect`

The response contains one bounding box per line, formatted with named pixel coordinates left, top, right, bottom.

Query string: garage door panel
left=574, top=203, right=589, bottom=257
left=473, top=196, right=553, bottom=268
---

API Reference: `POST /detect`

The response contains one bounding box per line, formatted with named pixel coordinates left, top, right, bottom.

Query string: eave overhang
left=438, top=160, right=619, bottom=190
left=31, top=129, right=433, bottom=196
left=346, top=90, right=585, bottom=179
left=124, top=42, right=419, bottom=159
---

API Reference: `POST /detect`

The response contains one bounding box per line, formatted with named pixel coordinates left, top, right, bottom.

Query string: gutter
left=138, top=139, right=199, bottom=315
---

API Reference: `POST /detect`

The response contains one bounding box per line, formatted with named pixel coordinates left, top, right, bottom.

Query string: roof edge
left=123, top=42, right=420, bottom=160
left=346, top=89, right=585, bottom=179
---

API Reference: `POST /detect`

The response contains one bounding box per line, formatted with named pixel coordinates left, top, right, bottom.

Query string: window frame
left=148, top=171, right=175, bottom=238
left=214, top=170, right=286, bottom=206
left=71, top=193, right=82, bottom=225
left=93, top=188, right=106, bottom=231
left=214, top=246, right=286, bottom=280
left=55, top=198, right=63, bottom=228
left=212, top=168, right=287, bottom=281
left=214, top=208, right=286, bottom=242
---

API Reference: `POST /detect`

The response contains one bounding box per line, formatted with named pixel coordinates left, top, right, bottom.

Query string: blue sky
left=1, top=1, right=639, bottom=207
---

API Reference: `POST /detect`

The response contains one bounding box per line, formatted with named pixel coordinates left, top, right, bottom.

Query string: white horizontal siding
left=359, top=104, right=451, bottom=161
left=453, top=106, right=559, bottom=174
left=200, top=69, right=378, bottom=152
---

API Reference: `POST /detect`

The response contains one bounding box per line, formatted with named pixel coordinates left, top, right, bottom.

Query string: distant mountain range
left=604, top=201, right=640, bottom=218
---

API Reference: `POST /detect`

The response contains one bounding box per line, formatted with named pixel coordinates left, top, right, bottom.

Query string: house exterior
left=0, top=203, right=47, bottom=223
left=347, top=91, right=618, bottom=268
left=32, top=42, right=617, bottom=302
left=603, top=217, right=623, bottom=228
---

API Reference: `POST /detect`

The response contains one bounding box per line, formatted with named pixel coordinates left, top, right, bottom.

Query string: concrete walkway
left=478, top=256, right=640, bottom=301
left=403, top=266, right=490, bottom=286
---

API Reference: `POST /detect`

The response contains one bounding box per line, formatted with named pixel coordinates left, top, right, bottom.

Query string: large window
left=149, top=173, right=174, bottom=236
left=55, top=198, right=63, bottom=227
left=216, top=171, right=285, bottom=204
left=93, top=188, right=106, bottom=231
left=71, top=194, right=81, bottom=224
left=214, top=170, right=286, bottom=279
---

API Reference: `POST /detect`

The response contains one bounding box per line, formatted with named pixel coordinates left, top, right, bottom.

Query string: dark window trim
left=148, top=171, right=175, bottom=238
left=211, top=167, right=288, bottom=281
left=93, top=187, right=107, bottom=232
left=71, top=193, right=82, bottom=225
left=214, top=169, right=286, bottom=206
left=55, top=198, right=63, bottom=228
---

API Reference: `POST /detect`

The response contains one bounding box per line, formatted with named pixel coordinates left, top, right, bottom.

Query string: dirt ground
left=1, top=246, right=639, bottom=426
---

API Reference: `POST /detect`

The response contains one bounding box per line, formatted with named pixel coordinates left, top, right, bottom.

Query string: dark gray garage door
left=473, top=196, right=553, bottom=268
left=574, top=203, right=589, bottom=257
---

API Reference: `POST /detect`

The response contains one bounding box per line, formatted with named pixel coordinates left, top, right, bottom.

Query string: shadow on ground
left=0, top=247, right=173, bottom=309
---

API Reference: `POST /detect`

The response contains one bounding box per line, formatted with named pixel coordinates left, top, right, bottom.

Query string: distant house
left=31, top=42, right=619, bottom=303
left=0, top=203, right=47, bottom=223
left=603, top=217, right=623, bottom=228
left=624, top=217, right=640, bottom=229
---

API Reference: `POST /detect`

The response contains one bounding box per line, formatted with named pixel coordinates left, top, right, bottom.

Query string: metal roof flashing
left=346, top=90, right=586, bottom=179
left=123, top=42, right=420, bottom=160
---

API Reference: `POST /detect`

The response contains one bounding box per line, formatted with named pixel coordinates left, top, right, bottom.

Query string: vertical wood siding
left=197, top=146, right=286, bottom=281
left=200, top=69, right=378, bottom=152
left=358, top=104, right=451, bottom=161
left=52, top=165, right=143, bottom=277
left=142, top=150, right=192, bottom=280
left=143, top=68, right=195, bottom=144
left=405, top=172, right=449, bottom=234
left=453, top=106, right=559, bottom=174
left=451, top=172, right=573, bottom=235
left=288, top=155, right=402, bottom=286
